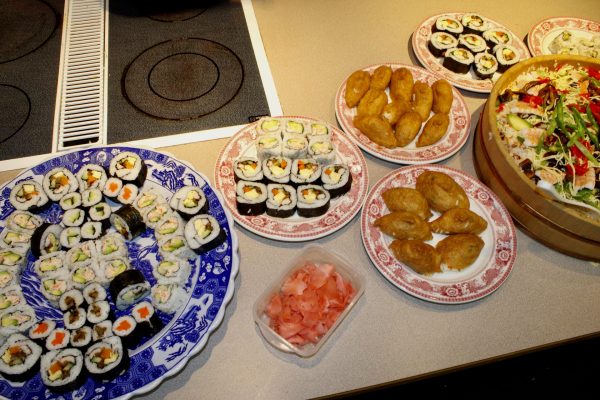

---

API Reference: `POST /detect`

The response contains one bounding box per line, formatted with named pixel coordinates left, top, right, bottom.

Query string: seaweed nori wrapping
left=0, top=334, right=42, bottom=382
left=110, top=204, right=146, bottom=240
left=109, top=269, right=150, bottom=310
left=31, top=223, right=63, bottom=259
left=84, top=336, right=129, bottom=381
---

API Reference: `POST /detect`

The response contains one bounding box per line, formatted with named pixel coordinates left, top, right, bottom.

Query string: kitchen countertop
left=1, top=1, right=599, bottom=398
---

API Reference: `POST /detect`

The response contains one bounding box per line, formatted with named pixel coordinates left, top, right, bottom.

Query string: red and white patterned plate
left=411, top=13, right=530, bottom=93
left=360, top=165, right=517, bottom=304
left=527, top=17, right=600, bottom=57
left=334, top=63, right=471, bottom=165
left=214, top=116, right=369, bottom=242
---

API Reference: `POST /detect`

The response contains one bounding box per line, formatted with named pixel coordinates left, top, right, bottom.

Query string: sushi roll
left=0, top=247, right=27, bottom=272
left=443, top=47, right=474, bottom=74
left=0, top=305, right=37, bottom=336
left=184, top=214, right=226, bottom=253
left=87, top=300, right=113, bottom=324
left=282, top=134, right=308, bottom=159
left=46, top=328, right=70, bottom=351
left=9, top=180, right=49, bottom=213
left=0, top=229, right=31, bottom=250
left=59, top=288, right=85, bottom=312
left=34, top=251, right=67, bottom=278
left=0, top=285, right=26, bottom=311
left=31, top=223, right=63, bottom=258
left=82, top=282, right=107, bottom=304
left=265, top=184, right=297, bottom=218
left=142, top=202, right=171, bottom=229
left=0, top=333, right=42, bottom=382
left=62, top=208, right=86, bottom=227
left=461, top=13, right=489, bottom=35
left=154, top=212, right=186, bottom=240
left=40, top=273, right=71, bottom=306
left=432, top=15, right=463, bottom=36
left=133, top=189, right=166, bottom=214
left=81, top=188, right=104, bottom=209
left=96, top=233, right=128, bottom=260
left=59, top=227, right=82, bottom=249
left=59, top=192, right=82, bottom=211
left=63, top=307, right=87, bottom=330
left=0, top=269, right=19, bottom=291
left=70, top=263, right=100, bottom=290
left=308, top=137, right=336, bottom=165
left=110, top=204, right=146, bottom=240
left=235, top=180, right=267, bottom=216
left=482, top=28, right=513, bottom=48
left=157, top=235, right=195, bottom=260
left=112, top=315, right=138, bottom=348
left=233, top=157, right=263, bottom=183
left=152, top=258, right=190, bottom=285
left=296, top=185, right=331, bottom=218
left=70, top=326, right=92, bottom=350
left=256, top=117, right=282, bottom=136
left=40, top=348, right=86, bottom=392
left=495, top=44, right=520, bottom=72
left=85, top=336, right=129, bottom=381
left=474, top=52, right=499, bottom=79
left=88, top=202, right=112, bottom=229
left=290, top=159, right=322, bottom=186
left=428, top=31, right=459, bottom=57
left=65, top=241, right=97, bottom=269
left=98, top=257, right=129, bottom=284
left=131, top=301, right=163, bottom=336
left=256, top=134, right=282, bottom=160
left=169, top=186, right=208, bottom=220
left=102, top=177, right=123, bottom=200
left=77, top=163, right=108, bottom=192
left=42, top=168, right=78, bottom=202
left=262, top=156, right=292, bottom=184
left=116, top=183, right=139, bottom=205
left=28, top=319, right=56, bottom=347
left=109, top=151, right=147, bottom=187
left=5, top=210, right=43, bottom=234
left=321, top=164, right=353, bottom=198
left=80, top=221, right=104, bottom=240
left=91, top=320, right=113, bottom=342
left=283, top=119, right=305, bottom=135
left=306, top=122, right=330, bottom=139
left=457, top=33, right=487, bottom=54
left=109, top=269, right=151, bottom=310
left=151, top=282, right=187, bottom=314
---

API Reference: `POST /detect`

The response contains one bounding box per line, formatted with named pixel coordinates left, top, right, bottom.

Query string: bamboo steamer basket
left=476, top=55, right=600, bottom=261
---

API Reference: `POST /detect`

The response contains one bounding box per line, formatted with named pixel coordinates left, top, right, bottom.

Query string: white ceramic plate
left=334, top=63, right=471, bottom=165
left=360, top=164, right=517, bottom=304
left=214, top=116, right=369, bottom=242
left=412, top=12, right=530, bottom=93
left=527, top=17, right=600, bottom=57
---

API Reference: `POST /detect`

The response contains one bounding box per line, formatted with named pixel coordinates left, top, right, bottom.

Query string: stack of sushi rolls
left=265, top=184, right=297, bottom=218
left=169, top=185, right=208, bottom=220
left=0, top=333, right=43, bottom=382
left=40, top=347, right=86, bottom=392
left=263, top=156, right=292, bottom=184
left=184, top=214, right=226, bottom=254
left=233, top=157, right=263, bottom=183
left=9, top=180, right=49, bottom=213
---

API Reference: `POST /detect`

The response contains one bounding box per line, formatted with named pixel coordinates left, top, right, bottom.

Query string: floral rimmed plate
left=214, top=116, right=369, bottom=242
left=527, top=17, right=600, bottom=57
left=360, top=164, right=517, bottom=304
left=0, top=146, right=239, bottom=399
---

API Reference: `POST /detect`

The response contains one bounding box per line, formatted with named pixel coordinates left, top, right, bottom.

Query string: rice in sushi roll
left=308, top=137, right=336, bottom=165
left=154, top=212, right=185, bottom=240
left=85, top=336, right=129, bottom=381
left=91, top=320, right=114, bottom=342
left=77, top=163, right=108, bottom=192
left=42, top=168, right=78, bottom=202
left=5, top=210, right=43, bottom=234
left=99, top=257, right=129, bottom=284
left=109, top=269, right=151, bottom=310
left=80, top=221, right=104, bottom=240
left=28, top=320, right=56, bottom=346
left=457, top=33, right=487, bottom=54
left=482, top=28, right=513, bottom=48
left=157, top=235, right=195, bottom=260
left=65, top=241, right=97, bottom=269
left=88, top=202, right=112, bottom=229
left=495, top=44, right=520, bottom=72
left=0, top=269, right=19, bottom=291
left=152, top=258, right=190, bottom=285
left=40, top=348, right=86, bottom=392
left=9, top=180, right=49, bottom=213
left=474, top=52, right=498, bottom=79
left=46, top=328, right=70, bottom=351
left=151, top=282, right=187, bottom=314
left=169, top=186, right=208, bottom=220
left=256, top=134, right=282, bottom=160
left=0, top=333, right=42, bottom=382
left=290, top=159, right=322, bottom=186
left=82, top=282, right=107, bottom=304
left=432, top=15, right=463, bottom=36
left=321, top=164, right=353, bottom=198
left=282, top=134, right=308, bottom=159
left=109, top=151, right=147, bottom=187
left=34, top=251, right=67, bottom=278
left=0, top=305, right=37, bottom=336
left=234, top=157, right=263, bottom=183
left=40, top=273, right=71, bottom=306
left=262, top=156, right=292, bottom=184
left=62, top=208, right=86, bottom=227
left=143, top=202, right=170, bottom=229
left=265, top=184, right=297, bottom=218
left=256, top=117, right=282, bottom=136
left=131, top=301, right=163, bottom=336
left=86, top=300, right=113, bottom=324
left=110, top=204, right=146, bottom=240
left=70, top=263, right=100, bottom=290
left=96, top=233, right=128, bottom=260
left=428, top=32, right=459, bottom=57
left=283, top=119, right=305, bottom=135
left=112, top=315, right=139, bottom=348
left=0, top=229, right=30, bottom=250
left=63, top=307, right=87, bottom=330
left=81, top=188, right=103, bottom=209
left=59, top=192, right=82, bottom=211
left=70, top=326, right=92, bottom=349
left=59, top=288, right=85, bottom=312
left=0, top=247, right=27, bottom=272
left=134, top=189, right=166, bottom=214
left=116, top=183, right=139, bottom=205
left=443, top=47, right=474, bottom=74
left=59, top=227, right=82, bottom=249
left=306, top=122, right=330, bottom=139
left=103, top=177, right=123, bottom=200
left=235, top=181, right=267, bottom=216
left=31, top=223, right=63, bottom=258
left=0, top=285, right=26, bottom=311
left=296, top=185, right=331, bottom=217
left=461, top=13, right=489, bottom=35
left=184, top=214, right=226, bottom=253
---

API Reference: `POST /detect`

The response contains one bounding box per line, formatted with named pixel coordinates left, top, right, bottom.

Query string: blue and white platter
left=0, top=146, right=239, bottom=400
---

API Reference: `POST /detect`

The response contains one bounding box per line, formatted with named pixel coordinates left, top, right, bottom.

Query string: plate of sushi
left=0, top=146, right=239, bottom=399
left=360, top=165, right=517, bottom=304
left=334, top=63, right=471, bottom=164
left=412, top=12, right=530, bottom=93
left=214, top=116, right=369, bottom=241
left=527, top=17, right=600, bottom=57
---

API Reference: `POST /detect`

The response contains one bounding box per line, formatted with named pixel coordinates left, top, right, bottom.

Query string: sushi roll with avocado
left=110, top=204, right=146, bottom=240
left=109, top=151, right=147, bottom=187
left=62, top=208, right=86, bottom=227
left=432, top=15, right=463, bottom=36
left=234, top=157, right=263, bottom=183
left=306, top=122, right=330, bottom=139
left=474, top=52, right=499, bottom=79
left=77, top=163, right=108, bottom=192
left=42, top=167, right=79, bottom=202
left=85, top=336, right=129, bottom=381
left=88, top=202, right=112, bottom=229
left=0, top=269, right=19, bottom=291
left=0, top=285, right=26, bottom=311
left=0, top=305, right=37, bottom=336
left=262, top=156, right=292, bottom=184
left=152, top=258, right=190, bottom=285
left=256, top=134, right=282, bottom=160
left=428, top=31, right=459, bottom=57
left=461, top=13, right=489, bottom=35
left=96, top=233, right=128, bottom=260
left=9, top=180, right=49, bottom=213
left=5, top=210, right=43, bottom=234
left=296, top=185, right=331, bottom=217
left=151, top=282, right=187, bottom=314
left=133, top=189, right=166, bottom=214
left=40, top=348, right=86, bottom=392
left=307, top=137, right=336, bottom=165
left=281, top=134, right=308, bottom=159
left=109, top=269, right=151, bottom=310
left=65, top=241, right=97, bottom=269
left=59, top=192, right=82, bottom=211
left=40, top=273, right=71, bottom=306
left=482, top=28, right=513, bottom=48
left=256, top=117, right=282, bottom=136
left=265, top=184, right=297, bottom=218
left=457, top=33, right=487, bottom=54
left=0, top=229, right=31, bottom=250
left=98, top=257, right=129, bottom=285
left=153, top=212, right=186, bottom=240
left=184, top=214, right=226, bottom=253
left=236, top=181, right=267, bottom=216
left=321, top=164, right=353, bottom=198
left=443, top=47, right=474, bottom=74
left=0, top=333, right=43, bottom=382
left=31, top=223, right=63, bottom=259
left=157, top=235, right=195, bottom=260
left=290, top=159, right=322, bottom=186
left=142, top=202, right=170, bottom=229
left=283, top=119, right=305, bottom=135
left=495, top=44, right=520, bottom=72
left=70, top=263, right=100, bottom=290
left=33, top=251, right=67, bottom=278
left=0, top=247, right=28, bottom=271
left=169, top=186, right=208, bottom=220
left=59, top=227, right=82, bottom=249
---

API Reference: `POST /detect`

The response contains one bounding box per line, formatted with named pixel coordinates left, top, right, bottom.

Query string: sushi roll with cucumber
left=59, top=227, right=82, bottom=249
left=9, top=180, right=49, bottom=213
left=0, top=305, right=37, bottom=336
left=234, top=157, right=263, bottom=183
left=109, top=269, right=151, bottom=310
left=110, top=204, right=146, bottom=240
left=109, top=151, right=147, bottom=187
left=131, top=301, right=163, bottom=336
left=65, top=241, right=97, bottom=269
left=81, top=188, right=104, bottom=209
left=306, top=122, right=330, bottom=138
left=457, top=33, right=487, bottom=54
left=102, top=177, right=123, bottom=200
left=42, top=168, right=78, bottom=202
left=428, top=31, right=459, bottom=57
left=296, top=185, right=331, bottom=218
left=474, top=52, right=499, bottom=79
left=80, top=221, right=104, bottom=240
left=62, top=208, right=86, bottom=227
left=112, top=315, right=139, bottom=348
left=290, top=159, right=322, bottom=186
left=282, top=134, right=308, bottom=159
left=263, top=156, right=292, bottom=184
left=256, top=134, right=282, bottom=160
left=154, top=212, right=186, bottom=240
left=256, top=117, right=282, bottom=136
left=157, top=235, right=195, bottom=260
left=40, top=348, right=86, bottom=392
left=495, top=44, right=520, bottom=72
left=432, top=15, right=463, bottom=36
left=235, top=181, right=267, bottom=216
left=0, top=285, right=26, bottom=311
left=28, top=319, right=56, bottom=347
left=443, top=47, right=474, bottom=74
left=5, top=210, right=43, bottom=234
left=85, top=336, right=129, bottom=381
left=184, top=214, right=226, bottom=253
left=169, top=186, right=208, bottom=220
left=0, top=247, right=28, bottom=271
left=116, top=183, right=139, bottom=205
left=59, top=192, right=82, bottom=211
left=152, top=258, right=190, bottom=285
left=88, top=202, right=112, bottom=229
left=265, top=184, right=297, bottom=218
left=0, top=229, right=31, bottom=250
left=34, top=251, right=67, bottom=278
left=461, top=13, right=489, bottom=35
left=0, top=333, right=42, bottom=382
left=283, top=119, right=305, bottom=135
left=40, top=273, right=71, bottom=306
left=77, top=163, right=108, bottom=192
left=31, top=223, right=63, bottom=258
left=308, top=137, right=336, bottom=165
left=151, top=282, right=187, bottom=314
left=321, top=164, right=353, bottom=198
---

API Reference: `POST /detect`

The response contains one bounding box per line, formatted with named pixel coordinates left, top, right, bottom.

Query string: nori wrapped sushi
left=474, top=52, right=499, bottom=79
left=109, top=151, right=147, bottom=187
left=234, top=157, right=264, bottom=183
left=109, top=269, right=151, bottom=310
left=457, top=33, right=487, bottom=54
left=290, top=159, right=322, bottom=186
left=235, top=181, right=267, bottom=216
left=9, top=180, right=49, bottom=213
left=461, top=13, right=489, bottom=35
left=77, top=163, right=108, bottom=192
left=495, top=44, right=520, bottom=72
left=432, top=15, right=463, bottom=36
left=110, top=204, right=146, bottom=240
left=112, top=315, right=139, bottom=348
left=428, top=32, right=459, bottom=58
left=28, top=319, right=57, bottom=347
left=84, top=336, right=129, bottom=381
left=42, top=167, right=78, bottom=202
left=296, top=185, right=330, bottom=217
left=31, top=223, right=63, bottom=259
left=40, top=348, right=86, bottom=392
left=184, top=214, right=226, bottom=253
left=131, top=301, right=163, bottom=336
left=265, top=184, right=297, bottom=218
left=262, top=156, right=292, bottom=184
left=59, top=192, right=82, bottom=211
left=321, top=164, right=353, bottom=198
left=443, top=47, right=474, bottom=74
left=0, top=333, right=42, bottom=382
left=169, top=185, right=208, bottom=220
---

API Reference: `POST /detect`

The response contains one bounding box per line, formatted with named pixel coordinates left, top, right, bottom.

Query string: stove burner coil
left=0, top=85, right=31, bottom=145
left=123, top=38, right=244, bottom=121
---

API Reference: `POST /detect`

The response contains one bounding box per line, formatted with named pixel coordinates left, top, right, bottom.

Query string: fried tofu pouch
left=345, top=70, right=371, bottom=108
left=417, top=113, right=449, bottom=147
left=415, top=171, right=470, bottom=212
left=389, top=239, right=441, bottom=275
left=411, top=81, right=433, bottom=121
left=394, top=111, right=422, bottom=147
left=381, top=99, right=411, bottom=126
left=370, top=65, right=393, bottom=90
left=390, top=68, right=414, bottom=102
left=353, top=115, right=398, bottom=148
left=381, top=187, right=432, bottom=220
left=373, top=211, right=432, bottom=241
left=357, top=89, right=388, bottom=117
left=431, top=79, right=454, bottom=114
left=429, top=208, right=488, bottom=234
left=436, top=233, right=484, bottom=270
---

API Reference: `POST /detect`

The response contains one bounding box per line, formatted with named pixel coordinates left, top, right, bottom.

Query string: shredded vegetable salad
left=495, top=63, right=600, bottom=213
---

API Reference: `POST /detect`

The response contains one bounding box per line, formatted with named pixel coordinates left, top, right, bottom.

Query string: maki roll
left=88, top=202, right=112, bottom=229
left=262, top=156, right=292, bottom=184
left=0, top=285, right=26, bottom=311
left=5, top=210, right=43, bottom=234
left=282, top=134, right=308, bottom=159
left=0, top=305, right=37, bottom=336
left=45, top=328, right=70, bottom=351
left=34, top=251, right=67, bottom=278
left=461, top=13, right=489, bottom=35
left=59, top=192, right=82, bottom=211
left=116, top=183, right=138, bottom=205
left=321, top=164, right=353, bottom=198
left=234, top=157, right=263, bottom=183
left=70, top=263, right=100, bottom=290
left=70, top=326, right=92, bottom=350
left=169, top=186, right=208, bottom=220
left=96, top=233, right=128, bottom=260
left=31, top=223, right=63, bottom=258
left=82, top=282, right=107, bottom=304
left=59, top=227, right=82, bottom=249
left=307, top=137, right=336, bottom=165
left=65, top=241, right=97, bottom=268
left=0, top=229, right=30, bottom=250
left=109, top=151, right=147, bottom=187
left=40, top=273, right=71, bottom=306
left=85, top=336, right=129, bottom=381
left=0, top=269, right=19, bottom=291
left=296, top=185, right=331, bottom=217
left=112, top=315, right=139, bottom=348
left=152, top=258, right=190, bottom=285
left=474, top=52, right=499, bottom=79
left=142, top=202, right=171, bottom=229
left=482, top=28, right=513, bottom=48
left=81, top=188, right=104, bottom=209
left=157, top=235, right=195, bottom=260
left=134, top=189, right=166, bottom=214
left=443, top=48, right=474, bottom=74
left=80, top=221, right=104, bottom=240
left=306, top=122, right=330, bottom=139
left=290, top=158, right=322, bottom=186
left=42, top=167, right=78, bottom=201
left=62, top=208, right=86, bottom=227
left=131, top=301, right=163, bottom=335
left=457, top=33, right=487, bottom=54
left=495, top=44, right=520, bottom=72
left=265, top=184, right=297, bottom=218
left=428, top=32, right=459, bottom=57
left=151, top=282, right=187, bottom=314
left=28, top=319, right=57, bottom=347
left=86, top=300, right=113, bottom=324
left=98, top=257, right=129, bottom=284
left=40, top=348, right=86, bottom=392
left=235, top=180, right=267, bottom=216
left=0, top=247, right=28, bottom=271
left=91, top=320, right=113, bottom=342
left=256, top=134, right=282, bottom=160
left=154, top=212, right=185, bottom=240
left=184, top=214, right=226, bottom=253
left=432, top=15, right=463, bottom=36
left=103, top=177, right=123, bottom=200
left=256, top=117, right=282, bottom=136
left=109, top=269, right=151, bottom=310
left=77, top=163, right=108, bottom=191
left=63, top=307, right=87, bottom=330
left=59, top=288, right=85, bottom=312
left=0, top=333, right=42, bottom=382
left=283, top=119, right=305, bottom=135
left=9, top=180, right=49, bottom=212
left=110, top=204, right=146, bottom=240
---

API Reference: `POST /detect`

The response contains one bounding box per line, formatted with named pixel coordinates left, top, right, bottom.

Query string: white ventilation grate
left=54, top=0, right=107, bottom=151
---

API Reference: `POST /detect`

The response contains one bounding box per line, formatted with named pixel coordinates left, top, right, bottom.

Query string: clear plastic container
left=253, top=244, right=365, bottom=357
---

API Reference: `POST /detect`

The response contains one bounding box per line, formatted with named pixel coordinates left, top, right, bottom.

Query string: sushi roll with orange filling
left=428, top=32, right=459, bottom=57
left=236, top=180, right=267, bottom=216
left=266, top=184, right=297, bottom=218
left=296, top=185, right=330, bottom=217
left=443, top=48, right=474, bottom=74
